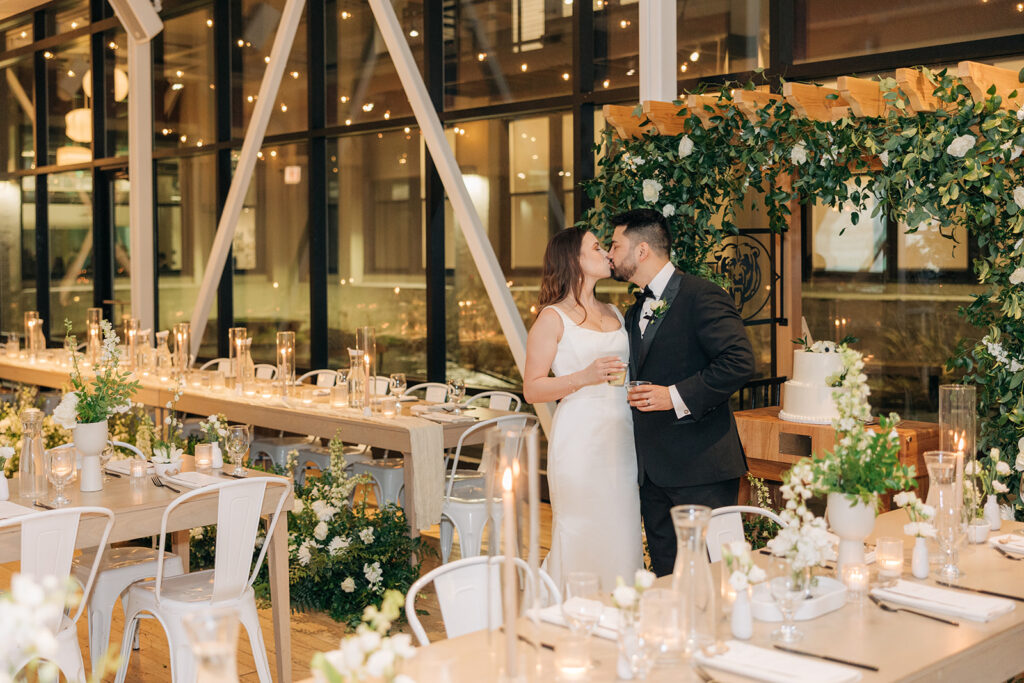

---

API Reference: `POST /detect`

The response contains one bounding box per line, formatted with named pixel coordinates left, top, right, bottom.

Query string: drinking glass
left=46, top=447, right=76, bottom=507
left=639, top=587, right=680, bottom=667
left=183, top=607, right=241, bottom=683
left=562, top=572, right=603, bottom=637
left=447, top=378, right=466, bottom=414
left=226, top=425, right=251, bottom=478
left=389, top=373, right=407, bottom=396
left=100, top=442, right=115, bottom=483
left=769, top=565, right=805, bottom=643
left=875, top=537, right=904, bottom=586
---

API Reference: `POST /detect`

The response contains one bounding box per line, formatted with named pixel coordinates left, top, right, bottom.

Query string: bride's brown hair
left=537, top=226, right=589, bottom=320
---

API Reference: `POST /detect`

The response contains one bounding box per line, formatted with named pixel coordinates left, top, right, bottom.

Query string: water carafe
left=18, top=408, right=47, bottom=500
left=155, top=330, right=174, bottom=381
left=670, top=504, right=716, bottom=658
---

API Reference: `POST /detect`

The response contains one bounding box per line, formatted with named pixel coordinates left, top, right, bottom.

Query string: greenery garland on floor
left=580, top=66, right=1024, bottom=518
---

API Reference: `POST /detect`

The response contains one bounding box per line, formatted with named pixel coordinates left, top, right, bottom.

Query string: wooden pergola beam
left=642, top=100, right=689, bottom=136
left=686, top=94, right=730, bottom=127
left=836, top=76, right=900, bottom=118
left=603, top=104, right=648, bottom=140
left=734, top=89, right=783, bottom=124
left=783, top=82, right=851, bottom=122
left=958, top=60, right=1023, bottom=112
left=895, top=67, right=948, bottom=113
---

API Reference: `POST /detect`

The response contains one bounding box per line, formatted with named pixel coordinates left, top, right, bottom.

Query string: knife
left=772, top=645, right=879, bottom=672
left=33, top=500, right=55, bottom=510
left=934, top=580, right=1024, bottom=603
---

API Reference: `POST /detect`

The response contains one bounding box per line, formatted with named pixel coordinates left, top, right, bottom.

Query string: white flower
left=641, top=179, right=662, bottom=203
left=359, top=527, right=375, bottom=544
left=678, top=135, right=694, bottom=158
left=328, top=536, right=351, bottom=557
left=1000, top=504, right=1015, bottom=521
left=748, top=565, right=766, bottom=584
left=1016, top=445, right=1024, bottom=472
left=790, top=142, right=808, bottom=165
left=728, top=570, right=749, bottom=591
left=662, top=203, right=676, bottom=218
left=964, top=460, right=978, bottom=476
left=0, top=445, right=14, bottom=461
left=297, top=544, right=312, bottom=566
left=293, top=499, right=305, bottom=514
left=919, top=504, right=935, bottom=520
left=993, top=480, right=1009, bottom=494
left=364, top=561, right=383, bottom=585
left=996, top=460, right=1012, bottom=476
left=945, top=134, right=976, bottom=158
left=314, top=521, right=329, bottom=541
left=341, top=577, right=356, bottom=593
left=878, top=150, right=889, bottom=166
left=1014, top=186, right=1024, bottom=211
left=1018, top=104, right=1024, bottom=121
left=893, top=490, right=915, bottom=508
left=52, top=392, right=79, bottom=429
left=634, top=569, right=655, bottom=590
left=904, top=521, right=937, bottom=538
left=613, top=584, right=638, bottom=609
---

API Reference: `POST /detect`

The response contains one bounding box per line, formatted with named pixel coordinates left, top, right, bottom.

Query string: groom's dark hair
left=611, top=209, right=670, bottom=257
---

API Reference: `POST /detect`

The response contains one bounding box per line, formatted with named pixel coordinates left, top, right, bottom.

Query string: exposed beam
left=127, top=36, right=156, bottom=332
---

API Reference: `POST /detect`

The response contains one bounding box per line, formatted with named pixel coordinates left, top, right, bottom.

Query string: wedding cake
left=779, top=343, right=844, bottom=424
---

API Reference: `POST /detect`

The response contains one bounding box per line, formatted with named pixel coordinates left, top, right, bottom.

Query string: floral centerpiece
left=767, top=460, right=835, bottom=579
left=150, top=379, right=186, bottom=474
left=895, top=490, right=936, bottom=578
left=611, top=568, right=656, bottom=612
left=966, top=447, right=1012, bottom=532
left=0, top=385, right=72, bottom=476
left=311, top=589, right=416, bottom=683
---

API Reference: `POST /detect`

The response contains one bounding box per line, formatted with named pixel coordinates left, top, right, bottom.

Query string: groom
left=608, top=209, right=755, bottom=576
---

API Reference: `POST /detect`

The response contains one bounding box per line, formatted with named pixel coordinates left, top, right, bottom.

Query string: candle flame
left=502, top=467, right=513, bottom=492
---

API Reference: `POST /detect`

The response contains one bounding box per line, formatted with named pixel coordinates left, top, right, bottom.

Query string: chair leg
left=114, top=613, right=141, bottom=683
left=458, top=512, right=491, bottom=559
left=55, top=628, right=87, bottom=683
left=163, top=616, right=196, bottom=683
left=239, top=598, right=273, bottom=683
left=440, top=517, right=454, bottom=563
left=87, top=602, right=112, bottom=678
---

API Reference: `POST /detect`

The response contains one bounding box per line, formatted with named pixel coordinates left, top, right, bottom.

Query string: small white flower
left=748, top=565, right=767, bottom=584
left=52, top=392, right=79, bottom=429
left=297, top=544, right=312, bottom=566
left=293, top=499, right=305, bottom=514
left=1018, top=104, right=1024, bottom=121
left=678, top=134, right=694, bottom=158
left=314, top=521, right=329, bottom=541
left=996, top=460, right=1012, bottom=476
left=1000, top=504, right=1015, bottom=521
left=341, top=577, right=356, bottom=593
left=964, top=460, right=978, bottom=476
left=1015, top=445, right=1024, bottom=472
left=0, top=445, right=14, bottom=461
left=878, top=150, right=889, bottom=166
left=641, top=178, right=662, bottom=203
left=662, top=203, right=676, bottom=218
left=328, top=536, right=351, bottom=557
left=1013, top=186, right=1024, bottom=211
left=359, top=527, right=375, bottom=544
left=945, top=134, right=976, bottom=158
left=728, top=570, right=748, bottom=591
left=790, top=142, right=808, bottom=165
left=613, top=584, right=637, bottom=609
left=993, top=480, right=1009, bottom=494
left=634, top=569, right=655, bottom=590
left=363, top=561, right=383, bottom=585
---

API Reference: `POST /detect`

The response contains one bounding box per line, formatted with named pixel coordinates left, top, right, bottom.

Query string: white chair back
left=404, top=555, right=561, bottom=646
left=707, top=505, right=786, bottom=563
left=254, top=364, right=277, bottom=380
left=298, top=369, right=337, bottom=388
left=0, top=506, right=115, bottom=629
left=405, top=382, right=449, bottom=403
left=445, top=415, right=536, bottom=501
left=154, top=478, right=290, bottom=604
left=465, top=391, right=522, bottom=412
left=199, top=358, right=229, bottom=373
left=373, top=376, right=390, bottom=395
left=110, top=439, right=145, bottom=459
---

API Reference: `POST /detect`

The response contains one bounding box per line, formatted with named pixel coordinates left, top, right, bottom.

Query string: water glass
left=226, top=425, right=251, bottom=478
left=389, top=373, right=407, bottom=396
left=447, top=378, right=466, bottom=413
left=183, top=607, right=241, bottom=683
left=554, top=634, right=590, bottom=679
left=639, top=588, right=680, bottom=667
left=562, top=572, right=602, bottom=637
left=769, top=568, right=805, bottom=643
left=46, top=447, right=76, bottom=507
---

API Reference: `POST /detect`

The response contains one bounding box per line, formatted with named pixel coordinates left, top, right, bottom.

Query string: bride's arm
left=523, top=308, right=621, bottom=404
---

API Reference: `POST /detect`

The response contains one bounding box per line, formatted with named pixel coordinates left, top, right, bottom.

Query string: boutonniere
left=644, top=299, right=669, bottom=322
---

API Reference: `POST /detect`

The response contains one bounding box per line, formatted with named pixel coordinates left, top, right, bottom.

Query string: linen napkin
left=694, top=641, right=862, bottom=683
left=871, top=579, right=1015, bottom=622
left=989, top=533, right=1024, bottom=555
left=0, top=500, right=36, bottom=519
left=528, top=603, right=620, bottom=641
left=416, top=412, right=477, bottom=425
left=162, top=471, right=224, bottom=489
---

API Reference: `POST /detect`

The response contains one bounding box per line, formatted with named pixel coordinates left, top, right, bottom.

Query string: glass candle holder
left=130, top=458, right=147, bottom=479
left=211, top=373, right=226, bottom=392
left=195, top=443, right=213, bottom=472
left=842, top=563, right=869, bottom=602
left=227, top=326, right=247, bottom=389
left=381, top=396, right=397, bottom=417
left=938, top=384, right=975, bottom=512
left=875, top=537, right=904, bottom=585
left=173, top=322, right=192, bottom=375
left=276, top=331, right=295, bottom=398
left=554, top=634, right=589, bottom=680
left=301, top=385, right=315, bottom=404
left=243, top=379, right=257, bottom=397
left=259, top=380, right=274, bottom=400
left=331, top=384, right=349, bottom=408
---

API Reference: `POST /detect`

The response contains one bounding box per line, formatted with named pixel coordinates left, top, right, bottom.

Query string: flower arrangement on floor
left=311, top=589, right=416, bottom=683
left=0, top=386, right=71, bottom=476
left=53, top=319, right=138, bottom=429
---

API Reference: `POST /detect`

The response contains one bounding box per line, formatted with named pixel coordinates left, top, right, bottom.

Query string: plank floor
left=0, top=484, right=556, bottom=682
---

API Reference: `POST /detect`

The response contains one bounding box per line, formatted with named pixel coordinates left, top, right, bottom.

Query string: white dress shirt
left=638, top=262, right=691, bottom=419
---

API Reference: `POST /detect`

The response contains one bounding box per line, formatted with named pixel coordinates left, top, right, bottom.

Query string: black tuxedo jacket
left=625, top=270, right=755, bottom=488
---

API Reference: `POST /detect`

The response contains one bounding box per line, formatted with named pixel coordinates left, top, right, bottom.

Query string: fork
left=995, top=546, right=1023, bottom=561
left=868, top=594, right=959, bottom=626
left=151, top=474, right=180, bottom=494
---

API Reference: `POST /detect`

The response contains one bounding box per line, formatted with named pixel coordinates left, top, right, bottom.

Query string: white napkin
left=989, top=533, right=1024, bottom=555
left=0, top=500, right=36, bottom=520
left=694, top=641, right=862, bottom=683
left=871, top=579, right=1015, bottom=622
left=528, top=603, right=620, bottom=641
left=106, top=459, right=151, bottom=475
left=162, top=471, right=224, bottom=489
left=416, top=412, right=476, bottom=425
left=410, top=403, right=456, bottom=414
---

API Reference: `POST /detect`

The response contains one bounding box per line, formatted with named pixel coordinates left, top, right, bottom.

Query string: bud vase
left=74, top=419, right=109, bottom=492
left=984, top=495, right=1001, bottom=532
left=730, top=587, right=753, bottom=640
left=911, top=537, right=929, bottom=579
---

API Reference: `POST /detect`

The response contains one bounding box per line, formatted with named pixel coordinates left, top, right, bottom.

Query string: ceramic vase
left=731, top=587, right=753, bottom=640
left=827, top=492, right=877, bottom=574
left=74, top=419, right=108, bottom=492
left=911, top=536, right=929, bottom=579
left=984, top=495, right=1002, bottom=532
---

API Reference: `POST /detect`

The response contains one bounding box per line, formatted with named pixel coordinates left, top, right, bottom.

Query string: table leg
left=402, top=449, right=419, bottom=538
left=171, top=530, right=190, bottom=572
left=268, top=511, right=292, bottom=682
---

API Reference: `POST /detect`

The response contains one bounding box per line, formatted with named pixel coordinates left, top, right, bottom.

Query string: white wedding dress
left=541, top=306, right=643, bottom=592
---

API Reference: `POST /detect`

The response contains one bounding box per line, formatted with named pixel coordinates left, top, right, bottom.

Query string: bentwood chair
left=114, top=478, right=290, bottom=683
left=707, top=505, right=786, bottom=562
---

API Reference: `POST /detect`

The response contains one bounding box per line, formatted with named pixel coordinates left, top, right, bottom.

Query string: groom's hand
left=627, top=384, right=672, bottom=412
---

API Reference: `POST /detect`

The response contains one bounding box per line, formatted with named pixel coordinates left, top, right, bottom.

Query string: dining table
left=379, top=510, right=1024, bottom=682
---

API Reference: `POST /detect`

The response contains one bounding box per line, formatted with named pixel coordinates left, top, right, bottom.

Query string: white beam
left=127, top=37, right=155, bottom=332
left=189, top=0, right=306, bottom=353
left=639, top=0, right=677, bottom=102
left=367, top=0, right=554, bottom=435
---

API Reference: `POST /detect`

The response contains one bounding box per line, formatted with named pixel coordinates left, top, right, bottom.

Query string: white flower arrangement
left=982, top=333, right=1024, bottom=372
left=60, top=319, right=138, bottom=427
left=198, top=413, right=229, bottom=444
left=611, top=569, right=657, bottom=610
left=150, top=443, right=183, bottom=464
left=970, top=447, right=1013, bottom=504
left=641, top=178, right=662, bottom=203
left=721, top=540, right=767, bottom=591
left=945, top=133, right=976, bottom=158
left=894, top=490, right=936, bottom=538
left=767, top=460, right=836, bottom=572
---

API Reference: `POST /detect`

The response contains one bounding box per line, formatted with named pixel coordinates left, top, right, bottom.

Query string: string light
left=477, top=52, right=487, bottom=61
left=280, top=103, right=287, bottom=112
left=206, top=19, right=213, bottom=27
left=521, top=63, right=528, bottom=72
left=690, top=51, right=700, bottom=62
left=602, top=79, right=610, bottom=88
left=562, top=72, right=570, bottom=80
left=408, top=29, right=419, bottom=37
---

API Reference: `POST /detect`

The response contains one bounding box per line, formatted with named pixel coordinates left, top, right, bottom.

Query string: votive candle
left=842, top=563, right=869, bottom=602
left=381, top=396, right=397, bottom=417
left=129, top=459, right=146, bottom=479
left=195, top=443, right=213, bottom=471
left=876, top=537, right=904, bottom=584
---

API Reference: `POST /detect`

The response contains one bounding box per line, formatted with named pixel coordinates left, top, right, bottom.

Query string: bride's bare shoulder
left=531, top=305, right=566, bottom=338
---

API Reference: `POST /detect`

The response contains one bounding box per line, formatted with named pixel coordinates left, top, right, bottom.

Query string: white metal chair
left=198, top=358, right=229, bottom=372
left=439, top=415, right=536, bottom=563
left=113, top=478, right=290, bottom=683
left=464, top=391, right=522, bottom=412
left=254, top=363, right=277, bottom=380
left=0, top=506, right=115, bottom=683
left=405, top=555, right=561, bottom=646
left=404, top=382, right=449, bottom=403
left=297, top=369, right=338, bottom=387
left=707, top=505, right=786, bottom=563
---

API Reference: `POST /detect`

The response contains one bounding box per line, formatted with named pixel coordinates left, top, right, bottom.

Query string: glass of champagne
left=46, top=446, right=76, bottom=507
left=447, top=378, right=466, bottom=414
left=226, top=425, right=251, bottom=478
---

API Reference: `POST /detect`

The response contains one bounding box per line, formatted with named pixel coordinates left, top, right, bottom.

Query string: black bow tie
left=633, top=286, right=655, bottom=302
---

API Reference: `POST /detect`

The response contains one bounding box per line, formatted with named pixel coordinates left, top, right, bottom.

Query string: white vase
left=74, top=420, right=108, bottom=493
left=730, top=587, right=753, bottom=640
left=912, top=536, right=929, bottom=579
left=211, top=442, right=224, bottom=469
left=0, top=475, right=8, bottom=501
left=984, top=495, right=1002, bottom=532
left=827, top=492, right=877, bottom=574
left=966, top=519, right=990, bottom=544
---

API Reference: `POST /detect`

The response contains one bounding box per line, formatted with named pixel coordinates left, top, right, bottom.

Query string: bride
left=523, top=226, right=643, bottom=591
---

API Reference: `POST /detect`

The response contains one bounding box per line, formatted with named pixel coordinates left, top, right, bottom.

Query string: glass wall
left=239, top=0, right=308, bottom=137
left=0, top=55, right=35, bottom=173
left=0, top=178, right=34, bottom=335
left=155, top=6, right=216, bottom=151
left=47, top=170, right=93, bottom=336
left=48, top=38, right=93, bottom=167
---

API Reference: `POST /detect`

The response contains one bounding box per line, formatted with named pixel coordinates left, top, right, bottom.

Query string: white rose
left=1011, top=146, right=1023, bottom=161
left=314, top=521, right=329, bottom=541
left=993, top=480, right=1009, bottom=494
left=919, top=504, right=936, bottom=520
left=613, top=584, right=637, bottom=609
left=1012, top=268, right=1024, bottom=285
left=1016, top=446, right=1024, bottom=472
left=878, top=150, right=889, bottom=166
left=990, top=447, right=1001, bottom=460
left=0, top=445, right=14, bottom=460
left=341, top=577, right=356, bottom=593
left=964, top=460, right=978, bottom=476
left=52, top=392, right=79, bottom=429
left=893, top=491, right=911, bottom=507
left=728, top=570, right=748, bottom=591
left=748, top=565, right=766, bottom=584
left=996, top=460, right=1011, bottom=476
left=790, top=142, right=808, bottom=165
left=293, top=499, right=305, bottom=514
left=641, top=179, right=662, bottom=203
left=1014, top=186, right=1024, bottom=211
left=389, top=633, right=417, bottom=659
left=662, top=204, right=675, bottom=218
left=1000, top=504, right=1015, bottom=521
left=634, top=569, right=655, bottom=590
left=678, top=135, right=694, bottom=158
left=365, top=649, right=396, bottom=678
left=945, top=134, right=976, bottom=158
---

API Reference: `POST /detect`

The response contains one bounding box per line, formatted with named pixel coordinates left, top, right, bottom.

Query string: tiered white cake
left=779, top=349, right=844, bottom=424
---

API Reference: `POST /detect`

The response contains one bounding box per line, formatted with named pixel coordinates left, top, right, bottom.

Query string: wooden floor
left=0, top=486, right=556, bottom=682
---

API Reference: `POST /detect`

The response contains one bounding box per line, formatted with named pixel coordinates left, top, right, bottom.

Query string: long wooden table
left=3, top=458, right=296, bottom=682
left=390, top=511, right=1024, bottom=682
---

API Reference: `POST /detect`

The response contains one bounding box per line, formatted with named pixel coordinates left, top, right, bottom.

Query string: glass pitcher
left=18, top=408, right=47, bottom=500
left=136, top=328, right=153, bottom=373
left=670, top=504, right=716, bottom=658
left=155, top=330, right=174, bottom=381
left=347, top=348, right=365, bottom=409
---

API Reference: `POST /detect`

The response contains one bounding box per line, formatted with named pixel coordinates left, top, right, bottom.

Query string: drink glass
left=389, top=373, right=407, bottom=396
left=562, top=572, right=602, bottom=636
left=46, top=446, right=76, bottom=507
left=769, top=563, right=805, bottom=643
left=226, top=425, right=251, bottom=478
left=875, top=537, right=904, bottom=586
left=447, top=378, right=466, bottom=414
left=607, top=358, right=627, bottom=386
left=184, top=607, right=241, bottom=683
left=639, top=587, right=680, bottom=667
